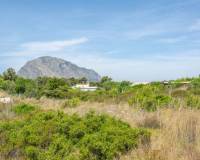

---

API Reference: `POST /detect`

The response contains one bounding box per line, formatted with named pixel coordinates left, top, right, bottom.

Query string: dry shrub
left=0, top=103, right=15, bottom=120
left=13, top=96, right=64, bottom=111
left=136, top=112, right=162, bottom=129
left=171, top=90, right=188, bottom=99
left=0, top=91, right=9, bottom=97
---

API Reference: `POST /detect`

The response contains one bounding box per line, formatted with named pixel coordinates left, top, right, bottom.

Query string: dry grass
left=1, top=94, right=200, bottom=160
left=121, top=109, right=200, bottom=160
left=0, top=91, right=9, bottom=97
left=12, top=96, right=140, bottom=126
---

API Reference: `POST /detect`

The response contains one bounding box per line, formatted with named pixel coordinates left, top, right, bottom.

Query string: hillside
left=17, top=56, right=101, bottom=81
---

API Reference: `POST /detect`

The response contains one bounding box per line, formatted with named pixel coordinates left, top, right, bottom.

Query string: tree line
left=1, top=68, right=200, bottom=111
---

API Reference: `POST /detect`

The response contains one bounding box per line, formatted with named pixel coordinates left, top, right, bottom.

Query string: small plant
left=62, top=98, right=81, bottom=108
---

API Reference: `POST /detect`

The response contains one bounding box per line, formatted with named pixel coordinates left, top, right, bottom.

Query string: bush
left=186, top=95, right=200, bottom=109
left=0, top=80, right=16, bottom=94
left=128, top=93, right=171, bottom=111
left=12, top=104, right=37, bottom=115
left=0, top=110, right=150, bottom=160
left=25, top=146, right=39, bottom=160
left=62, top=98, right=81, bottom=108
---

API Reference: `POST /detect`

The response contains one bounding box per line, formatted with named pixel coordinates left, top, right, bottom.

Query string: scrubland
left=1, top=95, right=200, bottom=160
left=1, top=71, right=200, bottom=159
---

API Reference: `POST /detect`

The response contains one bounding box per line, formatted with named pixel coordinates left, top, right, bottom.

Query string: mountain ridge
left=17, top=56, right=101, bottom=81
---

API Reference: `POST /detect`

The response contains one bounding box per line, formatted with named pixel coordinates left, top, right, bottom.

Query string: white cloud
left=20, top=37, right=88, bottom=52
left=189, top=19, right=200, bottom=31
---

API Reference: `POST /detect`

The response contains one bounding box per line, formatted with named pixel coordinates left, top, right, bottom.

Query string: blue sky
left=0, top=0, right=200, bottom=81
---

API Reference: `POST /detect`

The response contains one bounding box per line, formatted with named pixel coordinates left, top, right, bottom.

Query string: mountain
left=17, top=56, right=101, bottom=81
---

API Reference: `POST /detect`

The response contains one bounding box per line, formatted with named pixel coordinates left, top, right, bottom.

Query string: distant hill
left=17, top=56, right=101, bottom=81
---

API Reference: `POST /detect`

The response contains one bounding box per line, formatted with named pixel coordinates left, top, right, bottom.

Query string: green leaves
left=62, top=98, right=81, bottom=108
left=2, top=68, right=17, bottom=81
left=0, top=110, right=150, bottom=160
left=12, top=104, right=37, bottom=115
left=128, top=85, right=172, bottom=111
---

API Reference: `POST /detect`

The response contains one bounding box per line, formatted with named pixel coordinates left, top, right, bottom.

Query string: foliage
left=0, top=109, right=150, bottom=160
left=62, top=98, right=81, bottom=108
left=186, top=95, right=200, bottom=109
left=12, top=103, right=37, bottom=115
left=118, top=81, right=131, bottom=93
left=2, top=68, right=17, bottom=81
left=15, top=77, right=38, bottom=97
left=128, top=86, right=172, bottom=111
left=79, top=77, right=88, bottom=84
left=1, top=68, right=200, bottom=111
left=0, top=80, right=16, bottom=94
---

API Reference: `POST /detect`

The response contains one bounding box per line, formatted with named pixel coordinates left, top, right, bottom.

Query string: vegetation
left=1, top=68, right=200, bottom=111
left=0, top=104, right=149, bottom=160
left=62, top=98, right=81, bottom=108
left=1, top=68, right=200, bottom=160
left=2, top=68, right=17, bottom=81
left=12, top=103, right=38, bottom=115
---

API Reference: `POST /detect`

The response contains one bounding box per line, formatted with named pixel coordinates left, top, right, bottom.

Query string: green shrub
left=155, top=95, right=171, bottom=106
left=12, top=104, right=37, bottom=115
left=0, top=80, right=16, bottom=94
left=186, top=95, right=200, bottom=109
left=62, top=98, right=81, bottom=108
left=0, top=110, right=150, bottom=160
left=128, top=93, right=171, bottom=111
left=25, top=146, right=40, bottom=160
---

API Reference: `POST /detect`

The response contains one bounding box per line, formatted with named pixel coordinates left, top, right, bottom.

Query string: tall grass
left=121, top=109, right=200, bottom=160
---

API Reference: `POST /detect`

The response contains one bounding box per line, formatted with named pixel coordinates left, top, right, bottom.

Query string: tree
left=45, top=77, right=66, bottom=90
left=79, top=77, right=88, bottom=84
left=118, top=81, right=131, bottom=93
left=3, top=68, right=17, bottom=81
left=100, top=76, right=112, bottom=84
left=98, top=76, right=114, bottom=90
left=66, top=77, right=78, bottom=86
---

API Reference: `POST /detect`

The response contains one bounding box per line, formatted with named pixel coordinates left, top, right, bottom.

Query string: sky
left=0, top=0, right=200, bottom=81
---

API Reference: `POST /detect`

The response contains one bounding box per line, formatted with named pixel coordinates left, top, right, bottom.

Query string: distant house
left=73, top=83, right=98, bottom=91
left=162, top=81, right=170, bottom=85
left=131, top=82, right=150, bottom=86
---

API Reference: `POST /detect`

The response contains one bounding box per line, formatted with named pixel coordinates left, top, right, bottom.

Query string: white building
left=73, top=83, right=98, bottom=91
left=131, top=82, right=150, bottom=86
